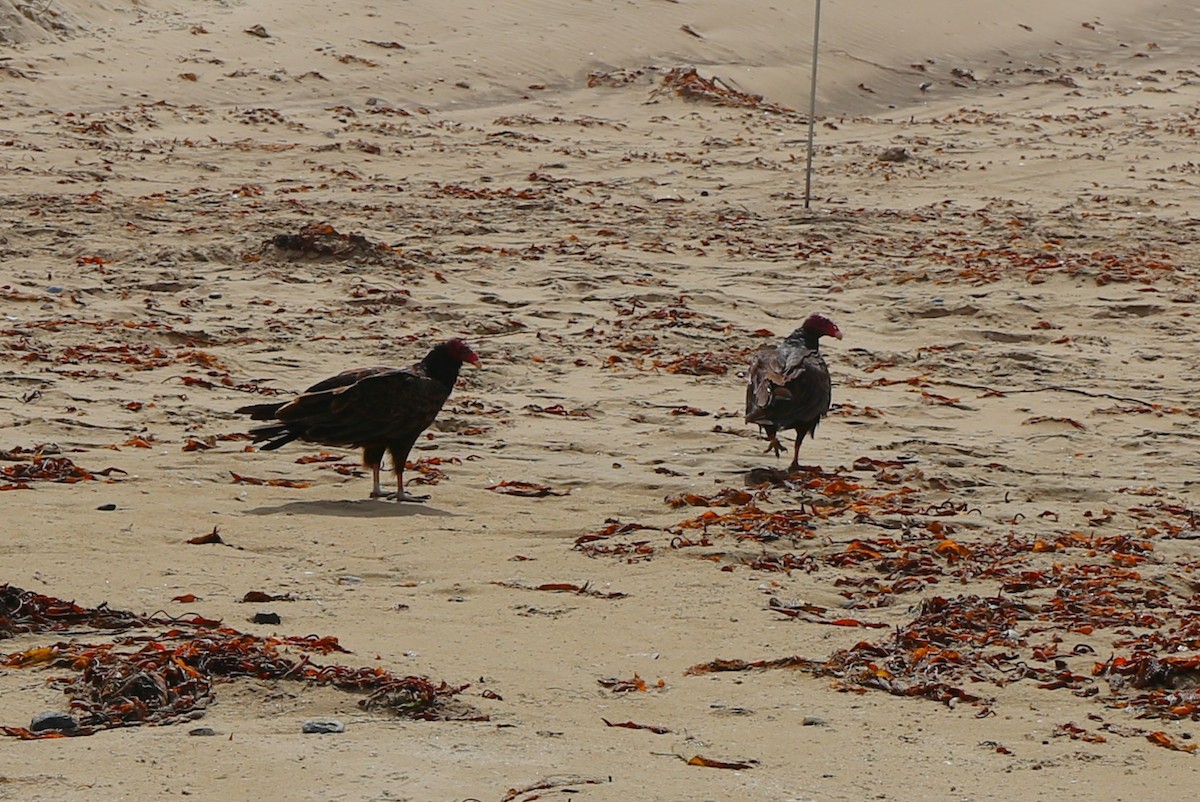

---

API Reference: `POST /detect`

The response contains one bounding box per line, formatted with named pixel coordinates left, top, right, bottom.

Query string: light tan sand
left=3, top=1, right=1200, bottom=799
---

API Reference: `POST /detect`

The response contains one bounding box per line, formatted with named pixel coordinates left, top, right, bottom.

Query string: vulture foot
left=372, top=490, right=431, bottom=503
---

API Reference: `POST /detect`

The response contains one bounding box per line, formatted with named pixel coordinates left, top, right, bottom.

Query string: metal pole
left=803, top=0, right=823, bottom=209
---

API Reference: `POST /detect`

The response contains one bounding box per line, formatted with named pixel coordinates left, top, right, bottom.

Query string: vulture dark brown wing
left=276, top=368, right=451, bottom=446
left=236, top=367, right=393, bottom=422
left=302, top=365, right=394, bottom=394
left=745, top=344, right=831, bottom=428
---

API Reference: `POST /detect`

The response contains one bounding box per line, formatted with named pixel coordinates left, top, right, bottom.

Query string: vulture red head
left=801, top=313, right=843, bottom=341
left=444, top=337, right=482, bottom=366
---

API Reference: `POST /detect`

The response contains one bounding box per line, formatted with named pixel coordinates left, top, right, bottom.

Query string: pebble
left=302, top=719, right=345, bottom=734
left=252, top=611, right=281, bottom=625
left=31, top=711, right=78, bottom=733
left=96, top=503, right=117, bottom=511
left=802, top=716, right=827, bottom=727
left=188, top=727, right=217, bottom=737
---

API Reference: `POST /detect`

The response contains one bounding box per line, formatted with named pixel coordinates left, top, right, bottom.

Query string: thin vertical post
left=803, top=0, right=823, bottom=209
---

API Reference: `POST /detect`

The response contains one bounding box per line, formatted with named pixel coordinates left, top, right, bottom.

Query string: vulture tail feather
left=235, top=402, right=287, bottom=420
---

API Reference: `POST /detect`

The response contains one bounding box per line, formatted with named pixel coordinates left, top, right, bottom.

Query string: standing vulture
left=745, top=314, right=842, bottom=472
left=236, top=338, right=480, bottom=501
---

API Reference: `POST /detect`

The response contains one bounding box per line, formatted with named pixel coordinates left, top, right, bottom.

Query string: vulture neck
left=789, top=329, right=822, bottom=351
left=422, top=347, right=464, bottom=389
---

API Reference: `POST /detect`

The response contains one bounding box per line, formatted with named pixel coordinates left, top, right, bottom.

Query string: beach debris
left=186, top=526, right=226, bottom=545
left=30, top=711, right=77, bottom=733
left=586, top=67, right=645, bottom=87
left=668, top=405, right=710, bottom=416
left=656, top=67, right=794, bottom=115
left=573, top=520, right=659, bottom=561
left=1146, top=731, right=1198, bottom=753
left=523, top=403, right=592, bottom=418
left=597, top=673, right=664, bottom=693
left=1022, top=415, right=1086, bottom=430
left=654, top=350, right=730, bottom=375
left=302, top=719, right=345, bottom=734
left=491, top=580, right=627, bottom=600
left=486, top=480, right=569, bottom=497
left=768, top=597, right=887, bottom=628
left=0, top=583, right=186, bottom=638
left=182, top=436, right=215, bottom=452
left=501, top=776, right=609, bottom=802
left=294, top=451, right=344, bottom=464
left=401, top=456, right=459, bottom=487
left=1, top=456, right=126, bottom=488
left=575, top=449, right=1200, bottom=747
left=251, top=612, right=281, bottom=625
left=266, top=223, right=388, bottom=259
left=0, top=584, right=474, bottom=739
left=684, top=755, right=757, bottom=770
left=601, top=718, right=671, bottom=734
left=665, top=488, right=754, bottom=508
left=229, top=472, right=313, bottom=488
left=240, top=591, right=295, bottom=603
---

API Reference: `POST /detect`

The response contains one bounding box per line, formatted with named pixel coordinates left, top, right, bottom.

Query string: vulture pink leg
left=392, top=464, right=430, bottom=503
left=369, top=464, right=387, bottom=499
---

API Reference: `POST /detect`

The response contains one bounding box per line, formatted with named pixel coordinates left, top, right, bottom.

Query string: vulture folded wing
left=746, top=346, right=830, bottom=426
left=302, top=365, right=394, bottom=395
left=280, top=368, right=449, bottom=446
left=778, top=350, right=832, bottom=424
left=746, top=347, right=793, bottom=422
left=739, top=348, right=796, bottom=422
left=237, top=367, right=392, bottom=424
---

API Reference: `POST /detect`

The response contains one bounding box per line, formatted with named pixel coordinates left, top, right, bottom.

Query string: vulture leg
left=788, top=434, right=803, bottom=473
left=392, top=470, right=430, bottom=503
left=388, top=440, right=429, bottom=503
left=364, top=444, right=391, bottom=500
left=761, top=426, right=784, bottom=458
left=369, top=464, right=386, bottom=499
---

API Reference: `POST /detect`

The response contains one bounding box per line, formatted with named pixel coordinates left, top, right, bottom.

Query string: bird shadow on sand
left=245, top=499, right=458, bottom=518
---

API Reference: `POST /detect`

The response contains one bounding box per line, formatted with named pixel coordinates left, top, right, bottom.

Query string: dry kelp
left=0, top=584, right=472, bottom=738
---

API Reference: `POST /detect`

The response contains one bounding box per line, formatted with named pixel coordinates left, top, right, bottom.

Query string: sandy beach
left=3, top=1, right=1200, bottom=799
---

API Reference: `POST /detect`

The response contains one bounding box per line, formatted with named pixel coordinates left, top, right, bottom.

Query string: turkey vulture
left=235, top=338, right=480, bottom=501
left=745, top=314, right=842, bottom=471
